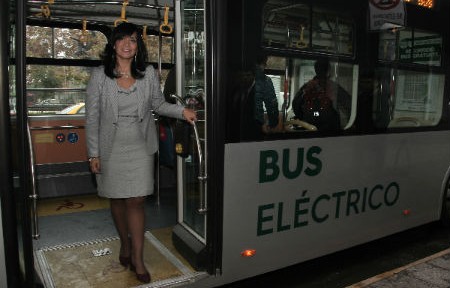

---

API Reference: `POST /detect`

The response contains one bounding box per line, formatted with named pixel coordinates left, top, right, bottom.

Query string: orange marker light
left=241, top=249, right=256, bottom=257
left=403, top=209, right=411, bottom=216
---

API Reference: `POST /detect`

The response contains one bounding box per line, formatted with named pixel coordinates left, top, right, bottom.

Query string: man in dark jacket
left=254, top=53, right=279, bottom=136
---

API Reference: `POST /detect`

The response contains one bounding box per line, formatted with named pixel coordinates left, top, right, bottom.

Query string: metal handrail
left=27, top=122, right=40, bottom=240
left=26, top=88, right=86, bottom=92
left=171, top=94, right=207, bottom=214
left=27, top=1, right=174, bottom=11
left=30, top=125, right=85, bottom=130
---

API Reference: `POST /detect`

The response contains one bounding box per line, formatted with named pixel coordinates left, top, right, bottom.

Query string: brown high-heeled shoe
left=130, top=263, right=151, bottom=283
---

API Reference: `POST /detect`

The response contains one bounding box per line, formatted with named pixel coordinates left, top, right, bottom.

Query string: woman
left=85, top=22, right=196, bottom=283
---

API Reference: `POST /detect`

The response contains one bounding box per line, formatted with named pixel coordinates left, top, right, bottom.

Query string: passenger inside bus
left=292, top=59, right=351, bottom=132
left=159, top=66, right=177, bottom=168
left=254, top=52, right=281, bottom=137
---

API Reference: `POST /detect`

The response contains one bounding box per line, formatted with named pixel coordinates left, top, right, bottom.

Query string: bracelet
left=88, top=157, right=98, bottom=162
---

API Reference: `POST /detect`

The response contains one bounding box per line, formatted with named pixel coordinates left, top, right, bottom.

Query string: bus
left=1, top=0, right=449, bottom=287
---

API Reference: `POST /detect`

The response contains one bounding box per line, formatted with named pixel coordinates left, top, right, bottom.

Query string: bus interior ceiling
left=25, top=0, right=175, bottom=29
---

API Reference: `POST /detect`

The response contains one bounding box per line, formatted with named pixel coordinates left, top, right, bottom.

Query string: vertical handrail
left=26, top=123, right=39, bottom=240
left=155, top=115, right=160, bottom=206
left=192, top=120, right=207, bottom=213
left=171, top=94, right=207, bottom=213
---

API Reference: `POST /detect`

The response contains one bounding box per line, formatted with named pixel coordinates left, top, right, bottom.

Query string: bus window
left=26, top=26, right=107, bottom=60
left=288, top=58, right=357, bottom=131
left=379, top=28, right=442, bottom=66
left=262, top=0, right=354, bottom=56
left=373, top=68, right=445, bottom=128
left=265, top=56, right=286, bottom=113
left=25, top=26, right=176, bottom=115
left=26, top=65, right=90, bottom=115
left=25, top=25, right=106, bottom=115
left=312, top=7, right=353, bottom=56
left=374, top=28, right=444, bottom=128
left=392, top=70, right=445, bottom=127
left=399, top=29, right=442, bottom=66
left=262, top=2, right=310, bottom=49
left=145, top=35, right=174, bottom=64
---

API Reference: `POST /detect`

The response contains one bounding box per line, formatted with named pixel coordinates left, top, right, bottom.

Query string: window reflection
left=288, top=59, right=356, bottom=130
left=379, top=28, right=442, bottom=66
left=373, top=69, right=444, bottom=128
left=312, top=8, right=353, bottom=55
left=262, top=0, right=354, bottom=56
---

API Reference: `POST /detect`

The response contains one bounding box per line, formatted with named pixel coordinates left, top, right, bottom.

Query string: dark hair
left=314, top=59, right=331, bottom=78
left=101, top=22, right=148, bottom=79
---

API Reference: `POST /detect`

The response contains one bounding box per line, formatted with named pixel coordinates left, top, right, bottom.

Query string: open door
left=172, top=0, right=209, bottom=269
left=1, top=0, right=38, bottom=287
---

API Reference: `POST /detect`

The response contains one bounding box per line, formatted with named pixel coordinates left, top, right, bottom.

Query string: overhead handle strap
left=142, top=25, right=148, bottom=41
left=159, top=5, right=173, bottom=34
left=114, top=0, right=129, bottom=27
left=34, top=0, right=54, bottom=18
left=79, top=18, right=89, bottom=45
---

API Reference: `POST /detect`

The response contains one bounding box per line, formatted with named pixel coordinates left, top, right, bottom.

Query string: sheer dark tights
left=110, top=196, right=147, bottom=274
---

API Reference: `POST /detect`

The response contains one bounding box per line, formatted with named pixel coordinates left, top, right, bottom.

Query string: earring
left=134, top=53, right=137, bottom=62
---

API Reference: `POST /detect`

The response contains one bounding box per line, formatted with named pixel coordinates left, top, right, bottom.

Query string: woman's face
left=114, top=32, right=138, bottom=61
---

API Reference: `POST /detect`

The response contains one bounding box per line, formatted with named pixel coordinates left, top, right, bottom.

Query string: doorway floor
left=34, top=229, right=197, bottom=288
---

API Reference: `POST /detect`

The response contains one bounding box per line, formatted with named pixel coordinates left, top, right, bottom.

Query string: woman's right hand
left=89, top=157, right=101, bottom=174
left=182, top=108, right=197, bottom=125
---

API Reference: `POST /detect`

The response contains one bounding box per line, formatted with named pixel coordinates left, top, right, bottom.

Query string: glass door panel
left=177, top=0, right=207, bottom=240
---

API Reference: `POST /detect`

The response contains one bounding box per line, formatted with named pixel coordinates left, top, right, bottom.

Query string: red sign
left=369, top=0, right=401, bottom=10
left=369, top=0, right=405, bottom=30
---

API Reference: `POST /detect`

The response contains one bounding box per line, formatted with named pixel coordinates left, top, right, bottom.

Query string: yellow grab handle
left=79, top=18, right=89, bottom=44
left=159, top=5, right=173, bottom=34
left=114, top=0, right=129, bottom=27
left=35, top=5, right=51, bottom=18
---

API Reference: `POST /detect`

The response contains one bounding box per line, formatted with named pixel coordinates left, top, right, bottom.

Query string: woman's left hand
left=182, top=108, right=197, bottom=124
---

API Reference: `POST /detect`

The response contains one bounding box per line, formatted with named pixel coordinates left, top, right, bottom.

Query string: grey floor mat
left=34, top=196, right=177, bottom=250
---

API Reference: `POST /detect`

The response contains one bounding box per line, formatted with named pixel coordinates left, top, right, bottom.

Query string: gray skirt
left=96, top=118, right=154, bottom=198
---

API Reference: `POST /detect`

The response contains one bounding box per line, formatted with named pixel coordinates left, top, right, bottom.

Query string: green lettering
left=259, top=150, right=279, bottom=183
left=346, top=189, right=360, bottom=216
left=312, top=194, right=330, bottom=223
left=369, top=184, right=383, bottom=210
left=294, top=198, right=309, bottom=227
left=277, top=202, right=291, bottom=231
left=332, top=191, right=346, bottom=219
left=305, top=146, right=322, bottom=176
left=361, top=188, right=368, bottom=212
left=282, top=148, right=304, bottom=179
left=384, top=182, right=400, bottom=206
left=257, top=204, right=274, bottom=236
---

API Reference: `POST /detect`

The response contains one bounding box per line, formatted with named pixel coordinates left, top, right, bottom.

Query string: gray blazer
left=85, top=65, right=184, bottom=160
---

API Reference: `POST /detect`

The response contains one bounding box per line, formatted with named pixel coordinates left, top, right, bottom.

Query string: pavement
left=347, top=248, right=450, bottom=288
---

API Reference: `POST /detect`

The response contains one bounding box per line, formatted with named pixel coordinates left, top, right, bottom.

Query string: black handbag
left=173, top=120, right=192, bottom=158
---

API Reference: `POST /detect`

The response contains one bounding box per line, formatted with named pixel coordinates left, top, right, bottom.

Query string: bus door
left=1, top=0, right=37, bottom=287
left=172, top=0, right=210, bottom=271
